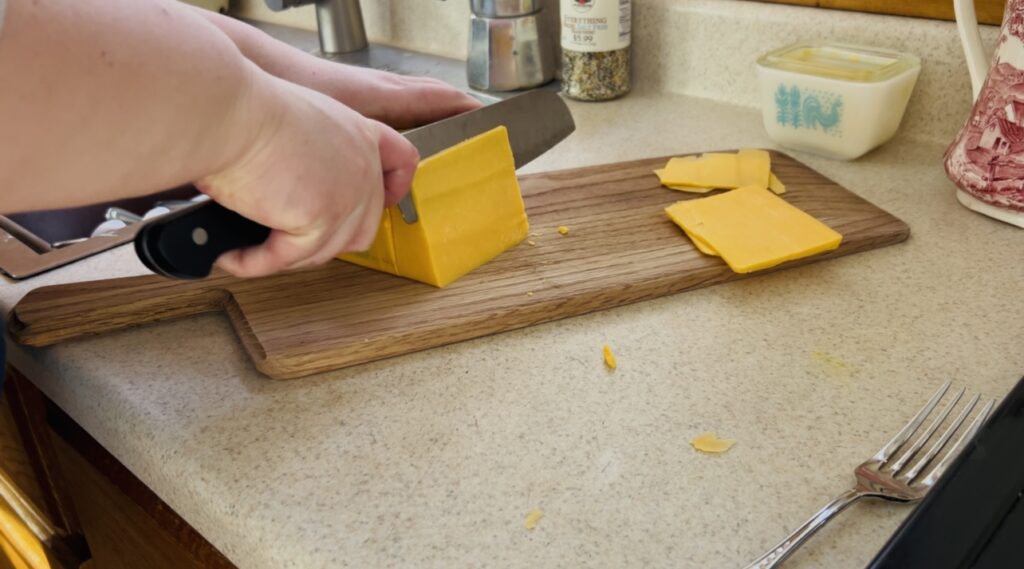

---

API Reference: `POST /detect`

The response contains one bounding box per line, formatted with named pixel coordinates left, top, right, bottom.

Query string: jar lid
left=757, top=42, right=920, bottom=83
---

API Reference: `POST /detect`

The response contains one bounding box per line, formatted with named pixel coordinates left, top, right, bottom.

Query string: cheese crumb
left=603, top=345, right=617, bottom=370
left=690, top=432, right=736, bottom=454
left=524, top=509, right=544, bottom=530
left=526, top=291, right=534, bottom=297
left=528, top=240, right=537, bottom=246
left=558, top=226, right=570, bottom=235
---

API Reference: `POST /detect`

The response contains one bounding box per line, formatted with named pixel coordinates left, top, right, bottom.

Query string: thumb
left=372, top=121, right=419, bottom=207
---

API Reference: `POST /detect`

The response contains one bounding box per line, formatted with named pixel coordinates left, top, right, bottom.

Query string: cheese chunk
left=665, top=186, right=842, bottom=273
left=339, top=126, right=528, bottom=287
left=661, top=150, right=771, bottom=189
left=524, top=509, right=544, bottom=530
left=690, top=432, right=736, bottom=454
left=768, top=172, right=787, bottom=195
left=603, top=344, right=617, bottom=370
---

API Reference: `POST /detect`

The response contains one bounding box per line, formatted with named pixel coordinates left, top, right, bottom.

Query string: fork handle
left=744, top=489, right=862, bottom=569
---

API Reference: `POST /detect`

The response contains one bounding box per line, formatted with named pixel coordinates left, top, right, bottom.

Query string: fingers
left=216, top=191, right=382, bottom=278
left=214, top=229, right=321, bottom=278
left=375, top=77, right=483, bottom=129
left=372, top=121, right=419, bottom=207
left=215, top=129, right=391, bottom=278
left=203, top=72, right=435, bottom=280
left=407, top=76, right=483, bottom=116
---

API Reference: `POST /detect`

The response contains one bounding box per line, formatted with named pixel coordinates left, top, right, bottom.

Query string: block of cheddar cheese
left=339, top=126, right=528, bottom=288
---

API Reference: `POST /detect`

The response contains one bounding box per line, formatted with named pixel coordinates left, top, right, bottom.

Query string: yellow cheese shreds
left=603, top=344, right=617, bottom=370
left=524, top=509, right=544, bottom=530
left=690, top=432, right=736, bottom=454
left=661, top=150, right=771, bottom=189
left=558, top=226, right=570, bottom=235
left=665, top=186, right=842, bottom=273
left=768, top=172, right=787, bottom=195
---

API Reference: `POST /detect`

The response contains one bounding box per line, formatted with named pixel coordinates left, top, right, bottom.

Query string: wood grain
left=0, top=399, right=46, bottom=521
left=8, top=152, right=909, bottom=379
left=49, top=433, right=234, bottom=569
left=754, top=0, right=1005, bottom=25
left=2, top=372, right=85, bottom=549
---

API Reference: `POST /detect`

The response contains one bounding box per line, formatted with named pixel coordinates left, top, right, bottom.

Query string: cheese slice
left=768, top=172, right=787, bottom=195
left=681, top=226, right=719, bottom=257
left=665, top=185, right=842, bottom=273
left=654, top=165, right=715, bottom=193
left=660, top=150, right=771, bottom=189
left=339, top=126, right=528, bottom=287
left=662, top=153, right=737, bottom=188
left=737, top=149, right=771, bottom=188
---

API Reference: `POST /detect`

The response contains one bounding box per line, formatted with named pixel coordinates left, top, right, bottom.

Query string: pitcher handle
left=953, top=0, right=992, bottom=101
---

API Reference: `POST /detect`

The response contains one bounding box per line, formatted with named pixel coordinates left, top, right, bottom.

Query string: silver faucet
left=265, top=0, right=368, bottom=54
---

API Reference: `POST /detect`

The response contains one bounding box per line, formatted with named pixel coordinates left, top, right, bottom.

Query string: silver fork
left=744, top=381, right=995, bottom=569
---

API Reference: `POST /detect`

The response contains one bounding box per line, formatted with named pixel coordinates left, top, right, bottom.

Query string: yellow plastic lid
left=757, top=42, right=920, bottom=82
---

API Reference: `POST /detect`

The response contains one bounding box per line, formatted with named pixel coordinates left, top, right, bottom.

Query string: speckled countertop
left=3, top=87, right=1023, bottom=568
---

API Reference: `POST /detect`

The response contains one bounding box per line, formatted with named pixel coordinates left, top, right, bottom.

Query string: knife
left=135, top=89, right=576, bottom=280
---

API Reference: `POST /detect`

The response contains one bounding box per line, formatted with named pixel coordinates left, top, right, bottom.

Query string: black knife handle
left=134, top=194, right=271, bottom=279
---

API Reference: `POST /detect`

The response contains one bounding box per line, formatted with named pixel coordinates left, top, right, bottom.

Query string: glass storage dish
left=756, top=42, right=921, bottom=160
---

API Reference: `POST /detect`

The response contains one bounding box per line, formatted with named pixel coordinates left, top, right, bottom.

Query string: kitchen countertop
left=3, top=90, right=1024, bottom=569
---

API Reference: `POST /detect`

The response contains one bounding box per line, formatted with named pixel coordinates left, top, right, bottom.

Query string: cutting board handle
left=8, top=274, right=232, bottom=347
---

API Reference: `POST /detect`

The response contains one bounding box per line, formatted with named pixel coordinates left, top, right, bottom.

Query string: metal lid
left=471, top=0, right=541, bottom=17
left=757, top=42, right=920, bottom=83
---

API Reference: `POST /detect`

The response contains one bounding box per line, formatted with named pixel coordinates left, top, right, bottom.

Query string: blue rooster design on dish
left=774, top=85, right=843, bottom=135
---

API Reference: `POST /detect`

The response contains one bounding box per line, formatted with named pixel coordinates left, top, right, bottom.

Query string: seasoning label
left=561, top=0, right=631, bottom=53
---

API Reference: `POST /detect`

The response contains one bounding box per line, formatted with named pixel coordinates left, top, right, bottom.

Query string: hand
left=315, top=64, right=483, bottom=129
left=198, top=71, right=418, bottom=278
left=187, top=9, right=482, bottom=129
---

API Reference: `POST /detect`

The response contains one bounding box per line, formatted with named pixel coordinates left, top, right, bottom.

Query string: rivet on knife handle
left=135, top=194, right=270, bottom=280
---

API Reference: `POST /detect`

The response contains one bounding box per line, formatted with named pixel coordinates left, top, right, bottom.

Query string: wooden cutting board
left=8, top=151, right=909, bottom=379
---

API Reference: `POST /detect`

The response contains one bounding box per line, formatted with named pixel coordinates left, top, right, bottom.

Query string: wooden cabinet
left=2, top=368, right=234, bottom=569
left=755, top=0, right=1005, bottom=25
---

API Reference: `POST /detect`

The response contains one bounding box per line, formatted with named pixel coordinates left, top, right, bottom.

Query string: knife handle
left=135, top=193, right=270, bottom=279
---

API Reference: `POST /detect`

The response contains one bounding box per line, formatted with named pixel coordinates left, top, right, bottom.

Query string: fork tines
left=871, top=381, right=995, bottom=489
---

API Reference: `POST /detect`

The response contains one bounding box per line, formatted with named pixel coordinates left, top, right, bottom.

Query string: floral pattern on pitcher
left=945, top=0, right=1024, bottom=213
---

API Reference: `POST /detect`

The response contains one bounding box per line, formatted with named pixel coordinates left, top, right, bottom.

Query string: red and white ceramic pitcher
left=947, top=0, right=1024, bottom=227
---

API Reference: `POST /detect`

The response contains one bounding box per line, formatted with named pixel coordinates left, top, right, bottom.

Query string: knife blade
left=135, top=89, right=575, bottom=280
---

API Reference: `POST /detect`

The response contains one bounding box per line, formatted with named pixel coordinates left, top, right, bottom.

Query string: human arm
left=0, top=0, right=417, bottom=276
left=187, top=6, right=482, bottom=129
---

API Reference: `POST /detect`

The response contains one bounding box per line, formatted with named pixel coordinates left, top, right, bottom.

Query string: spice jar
left=560, top=0, right=631, bottom=101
